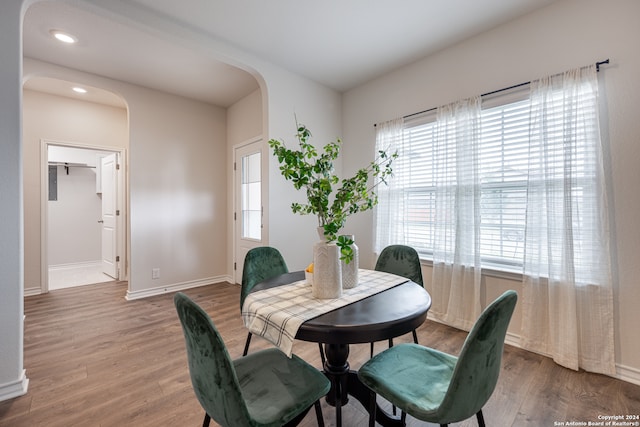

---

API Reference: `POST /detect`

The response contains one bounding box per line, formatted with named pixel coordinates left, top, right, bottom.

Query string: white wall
left=226, top=88, right=263, bottom=280
left=227, top=89, right=263, bottom=146
left=124, top=75, right=228, bottom=299
left=22, top=89, right=128, bottom=291
left=342, top=0, right=640, bottom=382
left=0, top=0, right=28, bottom=403
left=48, top=165, right=101, bottom=266
left=260, top=64, right=343, bottom=271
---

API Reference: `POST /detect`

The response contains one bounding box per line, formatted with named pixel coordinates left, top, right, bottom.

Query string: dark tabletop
left=251, top=270, right=432, bottom=345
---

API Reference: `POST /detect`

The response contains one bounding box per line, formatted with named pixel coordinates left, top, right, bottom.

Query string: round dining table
left=251, top=271, right=432, bottom=427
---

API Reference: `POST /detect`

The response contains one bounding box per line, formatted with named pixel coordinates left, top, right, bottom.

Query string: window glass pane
left=241, top=152, right=261, bottom=240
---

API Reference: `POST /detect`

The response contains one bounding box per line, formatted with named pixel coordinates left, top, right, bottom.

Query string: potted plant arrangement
left=269, top=121, right=397, bottom=298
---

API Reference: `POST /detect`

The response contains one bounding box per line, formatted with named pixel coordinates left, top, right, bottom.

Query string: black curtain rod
left=596, top=58, right=610, bottom=71
left=377, top=59, right=610, bottom=125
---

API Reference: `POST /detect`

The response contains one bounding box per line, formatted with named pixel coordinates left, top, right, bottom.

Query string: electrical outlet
left=152, top=268, right=160, bottom=279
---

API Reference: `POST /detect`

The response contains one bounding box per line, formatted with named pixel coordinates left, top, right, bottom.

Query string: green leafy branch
left=268, top=122, right=398, bottom=263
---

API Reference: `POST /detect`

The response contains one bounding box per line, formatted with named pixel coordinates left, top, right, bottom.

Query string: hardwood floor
left=1, top=281, right=639, bottom=426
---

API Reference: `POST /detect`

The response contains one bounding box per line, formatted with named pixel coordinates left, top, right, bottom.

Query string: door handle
left=98, top=220, right=104, bottom=223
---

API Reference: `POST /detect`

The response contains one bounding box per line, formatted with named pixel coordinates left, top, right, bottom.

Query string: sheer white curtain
left=430, top=97, right=482, bottom=330
left=374, top=118, right=405, bottom=252
left=520, top=65, right=615, bottom=375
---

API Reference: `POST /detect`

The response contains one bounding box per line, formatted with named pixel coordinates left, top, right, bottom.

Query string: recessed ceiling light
left=72, top=87, right=87, bottom=94
left=50, top=30, right=77, bottom=44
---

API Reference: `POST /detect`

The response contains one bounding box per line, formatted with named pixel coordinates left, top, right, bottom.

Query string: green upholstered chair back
left=437, top=290, right=517, bottom=423
left=374, top=245, right=423, bottom=286
left=174, top=292, right=252, bottom=427
left=241, top=247, right=288, bottom=310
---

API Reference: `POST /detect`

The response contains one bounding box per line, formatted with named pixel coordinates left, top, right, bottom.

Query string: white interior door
left=101, top=153, right=118, bottom=279
left=234, top=140, right=263, bottom=284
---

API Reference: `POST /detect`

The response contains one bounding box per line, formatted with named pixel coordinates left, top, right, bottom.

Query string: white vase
left=312, top=227, right=342, bottom=299
left=340, top=235, right=359, bottom=289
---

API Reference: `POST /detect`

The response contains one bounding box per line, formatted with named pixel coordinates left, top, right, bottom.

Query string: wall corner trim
left=0, top=370, right=29, bottom=403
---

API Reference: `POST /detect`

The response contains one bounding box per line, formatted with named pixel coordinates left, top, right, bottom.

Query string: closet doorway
left=42, top=141, right=126, bottom=292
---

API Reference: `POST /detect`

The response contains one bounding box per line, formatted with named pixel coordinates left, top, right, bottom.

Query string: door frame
left=39, top=139, right=127, bottom=294
left=232, top=136, right=264, bottom=284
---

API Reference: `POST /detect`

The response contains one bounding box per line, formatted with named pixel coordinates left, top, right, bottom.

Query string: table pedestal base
left=323, top=343, right=403, bottom=427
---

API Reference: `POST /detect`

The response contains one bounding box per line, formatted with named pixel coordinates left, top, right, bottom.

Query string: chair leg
left=388, top=336, right=397, bottom=416
left=314, top=400, right=325, bottom=427
left=318, top=343, right=326, bottom=367
left=242, top=332, right=252, bottom=356
left=476, top=410, right=486, bottom=427
left=412, top=329, right=418, bottom=344
left=202, top=413, right=211, bottom=427
left=370, top=341, right=374, bottom=358
left=367, top=390, right=376, bottom=427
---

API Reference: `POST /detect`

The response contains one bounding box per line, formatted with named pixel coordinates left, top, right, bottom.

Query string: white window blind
left=477, top=94, right=529, bottom=270
left=399, top=115, right=437, bottom=254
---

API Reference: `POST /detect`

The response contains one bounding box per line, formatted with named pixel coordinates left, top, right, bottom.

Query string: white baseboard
left=125, top=275, right=232, bottom=300
left=614, top=363, right=640, bottom=387
left=24, top=286, right=42, bottom=297
left=504, top=330, right=526, bottom=350
left=49, top=260, right=101, bottom=271
left=0, top=370, right=29, bottom=402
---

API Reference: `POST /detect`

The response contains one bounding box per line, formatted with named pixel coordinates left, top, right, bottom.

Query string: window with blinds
left=395, top=89, right=532, bottom=272
left=378, top=70, right=604, bottom=279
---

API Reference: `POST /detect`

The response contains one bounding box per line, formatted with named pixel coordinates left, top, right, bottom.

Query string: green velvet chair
left=241, top=246, right=326, bottom=365
left=357, top=290, right=517, bottom=427
left=241, top=246, right=289, bottom=356
left=372, top=245, right=424, bottom=357
left=174, top=292, right=331, bottom=427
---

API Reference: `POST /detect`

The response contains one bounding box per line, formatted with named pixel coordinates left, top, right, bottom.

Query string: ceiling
left=22, top=0, right=559, bottom=108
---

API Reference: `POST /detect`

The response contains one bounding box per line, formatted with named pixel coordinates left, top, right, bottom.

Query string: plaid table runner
left=241, top=269, right=408, bottom=357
